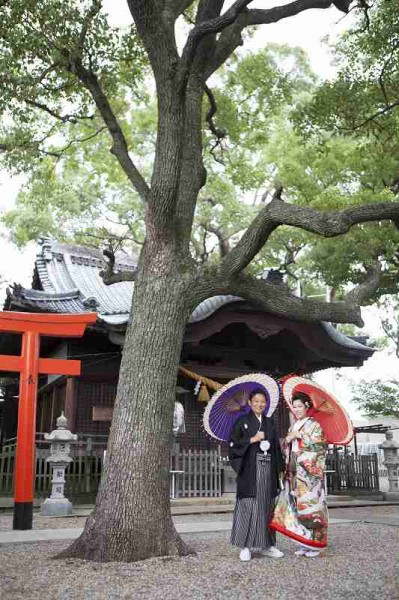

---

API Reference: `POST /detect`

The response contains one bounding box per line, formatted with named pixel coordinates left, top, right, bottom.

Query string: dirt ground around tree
left=0, top=505, right=398, bottom=600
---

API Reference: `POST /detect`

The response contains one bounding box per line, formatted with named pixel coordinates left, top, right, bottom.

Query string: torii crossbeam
left=0, top=311, right=97, bottom=530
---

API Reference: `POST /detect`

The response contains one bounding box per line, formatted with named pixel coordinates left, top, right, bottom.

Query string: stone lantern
left=41, top=412, right=77, bottom=516
left=379, top=430, right=399, bottom=501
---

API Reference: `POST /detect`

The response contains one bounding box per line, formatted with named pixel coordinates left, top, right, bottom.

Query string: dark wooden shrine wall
left=175, top=393, right=215, bottom=451
left=0, top=397, right=18, bottom=442
left=36, top=378, right=118, bottom=437
left=36, top=382, right=66, bottom=433
left=34, top=369, right=290, bottom=445
left=274, top=395, right=291, bottom=439
left=75, top=380, right=117, bottom=435
left=36, top=381, right=291, bottom=446
left=70, top=348, right=121, bottom=435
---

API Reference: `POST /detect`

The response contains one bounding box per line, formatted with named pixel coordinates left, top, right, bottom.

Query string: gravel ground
left=0, top=505, right=397, bottom=530
left=0, top=521, right=398, bottom=600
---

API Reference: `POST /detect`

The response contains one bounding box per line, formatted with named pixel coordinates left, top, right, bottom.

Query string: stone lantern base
left=41, top=497, right=73, bottom=517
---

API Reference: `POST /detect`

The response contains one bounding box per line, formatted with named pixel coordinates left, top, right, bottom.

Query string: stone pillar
left=41, top=412, right=77, bottom=516
left=379, top=430, right=399, bottom=501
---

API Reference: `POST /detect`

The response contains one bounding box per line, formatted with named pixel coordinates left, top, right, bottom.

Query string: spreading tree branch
left=194, top=271, right=364, bottom=326
left=280, top=241, right=306, bottom=278
left=24, top=99, right=95, bottom=123
left=53, top=126, right=108, bottom=157
left=204, top=84, right=226, bottom=144
left=66, top=57, right=150, bottom=202
left=345, top=262, right=382, bottom=306
left=0, top=126, right=107, bottom=159
left=75, top=230, right=142, bottom=247
left=356, top=0, right=372, bottom=32
left=78, top=0, right=102, bottom=54
left=0, top=139, right=61, bottom=159
left=199, top=222, right=231, bottom=258
left=220, top=185, right=282, bottom=276
left=179, top=0, right=252, bottom=82
left=348, top=99, right=399, bottom=131
left=99, top=247, right=137, bottom=286
left=220, top=192, right=399, bottom=277
left=163, top=0, right=195, bottom=23
left=100, top=270, right=137, bottom=285
left=207, top=0, right=333, bottom=78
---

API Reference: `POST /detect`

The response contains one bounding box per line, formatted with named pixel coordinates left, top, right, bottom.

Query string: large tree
left=1, top=0, right=399, bottom=562
left=351, top=379, right=399, bottom=420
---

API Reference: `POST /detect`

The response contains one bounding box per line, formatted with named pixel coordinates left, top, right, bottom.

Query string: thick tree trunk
left=59, top=246, right=195, bottom=562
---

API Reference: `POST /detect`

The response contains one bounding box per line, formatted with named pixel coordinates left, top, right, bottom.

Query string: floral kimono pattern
left=270, top=418, right=328, bottom=549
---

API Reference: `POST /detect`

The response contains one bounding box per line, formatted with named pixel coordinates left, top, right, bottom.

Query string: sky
left=1, top=1, right=398, bottom=424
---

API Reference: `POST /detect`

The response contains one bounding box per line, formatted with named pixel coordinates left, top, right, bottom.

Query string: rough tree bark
left=61, top=238, right=197, bottom=561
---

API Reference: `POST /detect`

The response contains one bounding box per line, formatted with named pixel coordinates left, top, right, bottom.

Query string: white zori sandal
left=239, top=548, right=251, bottom=561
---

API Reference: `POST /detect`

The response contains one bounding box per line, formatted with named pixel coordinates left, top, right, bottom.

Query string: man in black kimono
left=228, top=389, right=284, bottom=561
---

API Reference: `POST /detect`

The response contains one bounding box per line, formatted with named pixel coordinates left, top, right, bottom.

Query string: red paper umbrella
left=282, top=376, right=353, bottom=445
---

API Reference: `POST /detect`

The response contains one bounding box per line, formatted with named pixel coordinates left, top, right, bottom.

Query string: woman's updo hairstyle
left=248, top=388, right=267, bottom=402
left=292, top=392, right=312, bottom=409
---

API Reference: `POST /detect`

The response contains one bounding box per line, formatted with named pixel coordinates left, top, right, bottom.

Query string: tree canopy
left=351, top=379, right=399, bottom=420
left=2, top=1, right=399, bottom=312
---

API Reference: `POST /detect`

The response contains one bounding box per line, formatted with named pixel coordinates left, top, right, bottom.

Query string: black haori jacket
left=228, top=412, right=283, bottom=499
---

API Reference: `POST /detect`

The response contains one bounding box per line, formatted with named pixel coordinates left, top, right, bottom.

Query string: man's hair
left=248, top=388, right=267, bottom=402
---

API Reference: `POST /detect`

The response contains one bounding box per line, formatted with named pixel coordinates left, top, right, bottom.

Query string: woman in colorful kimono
left=270, top=392, right=328, bottom=557
left=228, top=388, right=284, bottom=562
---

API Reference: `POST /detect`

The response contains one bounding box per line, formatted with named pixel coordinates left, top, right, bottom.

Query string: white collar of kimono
left=253, top=413, right=262, bottom=430
left=293, top=417, right=309, bottom=430
left=291, top=417, right=309, bottom=453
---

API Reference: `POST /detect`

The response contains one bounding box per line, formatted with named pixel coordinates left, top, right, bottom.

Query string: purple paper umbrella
left=203, top=373, right=280, bottom=442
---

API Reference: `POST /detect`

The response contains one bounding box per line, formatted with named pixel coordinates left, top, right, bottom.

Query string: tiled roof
left=7, top=240, right=244, bottom=327
left=190, top=296, right=242, bottom=323
left=4, top=239, right=374, bottom=357
left=13, top=240, right=247, bottom=325
left=31, top=239, right=136, bottom=324
left=9, top=286, right=85, bottom=313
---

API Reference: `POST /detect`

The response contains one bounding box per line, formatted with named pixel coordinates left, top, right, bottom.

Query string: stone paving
left=1, top=503, right=397, bottom=533
left=0, top=517, right=362, bottom=546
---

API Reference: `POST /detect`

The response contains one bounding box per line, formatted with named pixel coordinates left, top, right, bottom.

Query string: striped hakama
left=230, top=453, right=276, bottom=550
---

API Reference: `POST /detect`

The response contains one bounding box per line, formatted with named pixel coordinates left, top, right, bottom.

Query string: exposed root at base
left=55, top=531, right=196, bottom=563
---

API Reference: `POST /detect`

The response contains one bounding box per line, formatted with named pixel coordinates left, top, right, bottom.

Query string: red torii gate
left=0, top=311, right=97, bottom=530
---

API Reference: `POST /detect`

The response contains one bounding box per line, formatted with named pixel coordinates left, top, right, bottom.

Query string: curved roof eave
left=320, top=322, right=374, bottom=354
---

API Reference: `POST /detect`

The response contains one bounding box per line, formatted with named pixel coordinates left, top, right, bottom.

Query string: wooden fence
left=325, top=452, right=380, bottom=493
left=0, top=440, right=380, bottom=500
left=170, top=447, right=222, bottom=498
left=0, top=439, right=222, bottom=499
left=0, top=443, right=14, bottom=495
left=0, top=441, right=104, bottom=498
